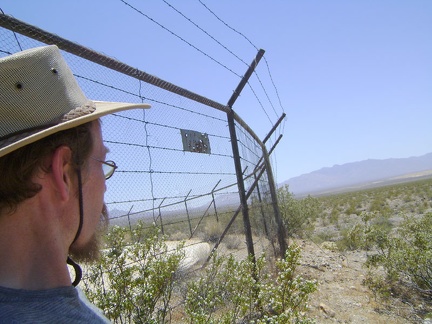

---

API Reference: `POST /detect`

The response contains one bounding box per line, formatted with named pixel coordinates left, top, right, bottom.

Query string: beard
left=69, top=203, right=109, bottom=263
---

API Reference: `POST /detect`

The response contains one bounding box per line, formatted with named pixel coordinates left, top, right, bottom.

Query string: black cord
left=72, top=168, right=84, bottom=243
left=68, top=168, right=84, bottom=286
left=66, top=256, right=82, bottom=287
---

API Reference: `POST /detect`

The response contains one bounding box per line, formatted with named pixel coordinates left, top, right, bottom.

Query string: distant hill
left=281, top=153, right=432, bottom=196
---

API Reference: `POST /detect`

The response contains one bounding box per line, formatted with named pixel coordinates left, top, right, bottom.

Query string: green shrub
left=83, top=222, right=317, bottom=323
left=82, top=222, right=184, bottom=323
left=365, top=212, right=432, bottom=299
left=336, top=211, right=392, bottom=251
left=345, top=202, right=360, bottom=216
left=311, top=231, right=334, bottom=245
left=225, top=234, right=243, bottom=250
left=328, top=207, right=340, bottom=225
left=203, top=218, right=224, bottom=243
left=278, top=185, right=320, bottom=238
left=184, top=244, right=317, bottom=323
left=337, top=223, right=364, bottom=251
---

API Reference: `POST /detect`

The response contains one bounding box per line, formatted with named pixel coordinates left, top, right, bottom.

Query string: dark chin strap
left=68, top=168, right=84, bottom=287
left=73, top=168, right=84, bottom=243
left=67, top=256, right=82, bottom=287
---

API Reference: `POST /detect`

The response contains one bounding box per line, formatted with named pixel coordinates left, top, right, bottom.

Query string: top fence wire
left=0, top=14, right=287, bottom=267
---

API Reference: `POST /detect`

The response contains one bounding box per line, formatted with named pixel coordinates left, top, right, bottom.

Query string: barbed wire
left=119, top=170, right=236, bottom=176
left=119, top=0, right=242, bottom=78
left=161, top=0, right=249, bottom=67
left=197, top=0, right=286, bottom=115
left=252, top=72, right=279, bottom=118
left=106, top=190, right=239, bottom=206
left=109, top=114, right=230, bottom=140
left=246, top=82, right=272, bottom=124
left=75, top=74, right=227, bottom=122
left=120, top=0, right=284, bottom=127
left=104, top=139, right=234, bottom=159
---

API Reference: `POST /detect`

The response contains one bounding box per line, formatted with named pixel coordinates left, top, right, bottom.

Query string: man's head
left=0, top=45, right=150, bottom=265
left=0, top=118, right=108, bottom=262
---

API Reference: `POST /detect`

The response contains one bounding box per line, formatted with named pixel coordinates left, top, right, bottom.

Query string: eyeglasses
left=92, top=158, right=118, bottom=180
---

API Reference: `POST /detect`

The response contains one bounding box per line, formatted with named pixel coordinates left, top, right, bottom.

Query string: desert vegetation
left=81, top=177, right=432, bottom=323
left=82, top=220, right=317, bottom=323
left=305, top=178, right=432, bottom=322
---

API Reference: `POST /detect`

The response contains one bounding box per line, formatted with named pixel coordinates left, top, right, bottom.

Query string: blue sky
left=2, top=0, right=431, bottom=183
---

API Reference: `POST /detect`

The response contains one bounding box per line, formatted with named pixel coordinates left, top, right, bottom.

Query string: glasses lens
left=102, top=161, right=116, bottom=179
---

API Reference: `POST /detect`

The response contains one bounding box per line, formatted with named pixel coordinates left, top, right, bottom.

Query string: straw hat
left=0, top=45, right=150, bottom=158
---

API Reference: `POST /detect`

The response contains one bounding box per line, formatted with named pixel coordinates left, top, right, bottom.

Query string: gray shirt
left=0, top=285, right=110, bottom=323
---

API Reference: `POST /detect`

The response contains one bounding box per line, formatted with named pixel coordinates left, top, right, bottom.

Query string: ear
left=50, top=146, right=74, bottom=201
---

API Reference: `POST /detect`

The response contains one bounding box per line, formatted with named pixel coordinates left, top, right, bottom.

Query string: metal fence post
left=184, top=189, right=193, bottom=236
left=227, top=111, right=256, bottom=259
left=226, top=49, right=265, bottom=262
left=261, top=114, right=287, bottom=258
left=211, top=180, right=221, bottom=222
left=157, top=198, right=166, bottom=235
left=262, top=147, right=287, bottom=258
left=253, top=173, right=270, bottom=238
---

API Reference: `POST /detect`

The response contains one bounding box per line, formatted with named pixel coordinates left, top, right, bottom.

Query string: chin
left=69, top=204, right=109, bottom=263
left=69, top=232, right=101, bottom=263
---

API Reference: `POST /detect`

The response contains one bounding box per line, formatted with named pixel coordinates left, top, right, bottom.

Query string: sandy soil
left=297, top=239, right=429, bottom=323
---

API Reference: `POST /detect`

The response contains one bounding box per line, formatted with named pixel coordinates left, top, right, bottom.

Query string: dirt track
left=297, top=239, right=426, bottom=323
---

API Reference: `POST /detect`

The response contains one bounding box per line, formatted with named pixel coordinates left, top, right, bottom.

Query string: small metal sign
left=180, top=129, right=211, bottom=154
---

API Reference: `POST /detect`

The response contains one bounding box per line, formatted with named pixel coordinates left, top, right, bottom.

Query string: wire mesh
left=0, top=14, right=285, bottom=267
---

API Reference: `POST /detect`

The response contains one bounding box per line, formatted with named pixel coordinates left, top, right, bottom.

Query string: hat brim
left=0, top=100, right=150, bottom=158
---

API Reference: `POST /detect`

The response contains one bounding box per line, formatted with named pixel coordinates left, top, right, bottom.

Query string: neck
left=0, top=201, right=73, bottom=290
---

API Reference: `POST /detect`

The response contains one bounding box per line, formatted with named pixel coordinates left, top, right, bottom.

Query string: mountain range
left=281, top=152, right=432, bottom=196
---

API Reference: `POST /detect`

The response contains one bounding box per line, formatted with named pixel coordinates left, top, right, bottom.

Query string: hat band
left=61, top=101, right=96, bottom=122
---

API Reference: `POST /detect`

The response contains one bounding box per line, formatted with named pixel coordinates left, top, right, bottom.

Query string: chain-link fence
left=0, top=14, right=286, bottom=270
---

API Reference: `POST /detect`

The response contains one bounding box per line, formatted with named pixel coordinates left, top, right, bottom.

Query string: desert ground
left=299, top=239, right=426, bottom=323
